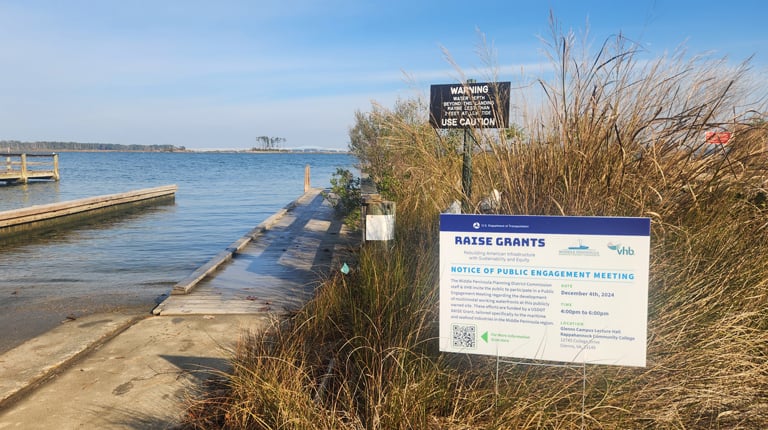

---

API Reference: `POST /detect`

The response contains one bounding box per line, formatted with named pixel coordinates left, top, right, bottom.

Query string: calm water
left=0, top=151, right=355, bottom=353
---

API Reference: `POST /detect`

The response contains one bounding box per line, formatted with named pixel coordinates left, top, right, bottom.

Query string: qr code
left=452, top=324, right=477, bottom=349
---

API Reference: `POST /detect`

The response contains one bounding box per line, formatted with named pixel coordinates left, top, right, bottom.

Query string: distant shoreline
left=2, top=148, right=349, bottom=155
left=34, top=149, right=349, bottom=154
left=1, top=140, right=348, bottom=154
left=190, top=149, right=350, bottom=154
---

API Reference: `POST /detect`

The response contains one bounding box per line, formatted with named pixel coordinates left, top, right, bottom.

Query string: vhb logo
left=608, top=242, right=635, bottom=255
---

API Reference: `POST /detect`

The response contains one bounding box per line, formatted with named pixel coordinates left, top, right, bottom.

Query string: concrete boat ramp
left=154, top=188, right=349, bottom=315
left=0, top=188, right=355, bottom=429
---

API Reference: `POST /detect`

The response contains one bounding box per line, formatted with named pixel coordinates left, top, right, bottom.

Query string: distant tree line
left=253, top=136, right=286, bottom=151
left=0, top=140, right=185, bottom=152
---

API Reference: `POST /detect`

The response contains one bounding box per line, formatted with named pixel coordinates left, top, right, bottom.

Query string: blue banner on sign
left=440, top=214, right=650, bottom=236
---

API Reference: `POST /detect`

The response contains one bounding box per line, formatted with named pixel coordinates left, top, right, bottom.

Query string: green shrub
left=323, top=168, right=362, bottom=228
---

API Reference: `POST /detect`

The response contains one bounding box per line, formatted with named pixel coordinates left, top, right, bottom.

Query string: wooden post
left=304, top=164, right=311, bottom=192
left=53, top=153, right=60, bottom=181
left=362, top=195, right=395, bottom=243
left=20, top=153, right=28, bottom=184
left=361, top=202, right=367, bottom=244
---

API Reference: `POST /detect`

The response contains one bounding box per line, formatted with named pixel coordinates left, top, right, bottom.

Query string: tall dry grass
left=182, top=21, right=768, bottom=429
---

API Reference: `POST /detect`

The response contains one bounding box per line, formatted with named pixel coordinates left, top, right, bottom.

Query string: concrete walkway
left=0, top=189, right=354, bottom=429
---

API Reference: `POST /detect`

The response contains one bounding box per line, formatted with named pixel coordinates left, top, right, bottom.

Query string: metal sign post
left=429, top=80, right=510, bottom=212
left=461, top=128, right=475, bottom=212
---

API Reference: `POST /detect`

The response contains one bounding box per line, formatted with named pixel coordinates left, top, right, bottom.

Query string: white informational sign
left=439, top=214, right=651, bottom=367
left=366, top=214, right=395, bottom=241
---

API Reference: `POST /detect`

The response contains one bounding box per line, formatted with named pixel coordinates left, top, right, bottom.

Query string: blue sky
left=1, top=1, right=766, bottom=150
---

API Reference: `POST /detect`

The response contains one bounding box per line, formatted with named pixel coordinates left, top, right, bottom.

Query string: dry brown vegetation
left=181, top=22, right=768, bottom=429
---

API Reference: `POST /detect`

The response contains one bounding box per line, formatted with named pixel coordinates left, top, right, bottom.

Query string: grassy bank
left=181, top=24, right=767, bottom=429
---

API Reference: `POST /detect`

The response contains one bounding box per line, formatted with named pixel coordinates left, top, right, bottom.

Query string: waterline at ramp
left=0, top=187, right=356, bottom=428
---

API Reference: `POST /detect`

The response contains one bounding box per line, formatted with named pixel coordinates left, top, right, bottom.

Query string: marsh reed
left=182, top=22, right=767, bottom=429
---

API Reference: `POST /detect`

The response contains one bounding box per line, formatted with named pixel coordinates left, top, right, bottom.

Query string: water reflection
left=0, top=180, right=62, bottom=211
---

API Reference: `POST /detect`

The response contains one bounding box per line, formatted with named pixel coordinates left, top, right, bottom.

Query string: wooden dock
left=0, top=153, right=59, bottom=184
left=0, top=185, right=177, bottom=237
left=153, top=188, right=355, bottom=315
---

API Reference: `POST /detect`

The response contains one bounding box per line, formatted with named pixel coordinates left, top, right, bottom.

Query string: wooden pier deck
left=0, top=185, right=177, bottom=237
left=0, top=153, right=59, bottom=184
left=153, top=188, right=355, bottom=315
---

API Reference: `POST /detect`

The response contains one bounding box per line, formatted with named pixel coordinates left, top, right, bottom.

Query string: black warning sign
left=429, top=81, right=510, bottom=129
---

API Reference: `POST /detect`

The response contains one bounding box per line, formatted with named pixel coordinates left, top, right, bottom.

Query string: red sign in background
left=705, top=131, right=732, bottom=144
